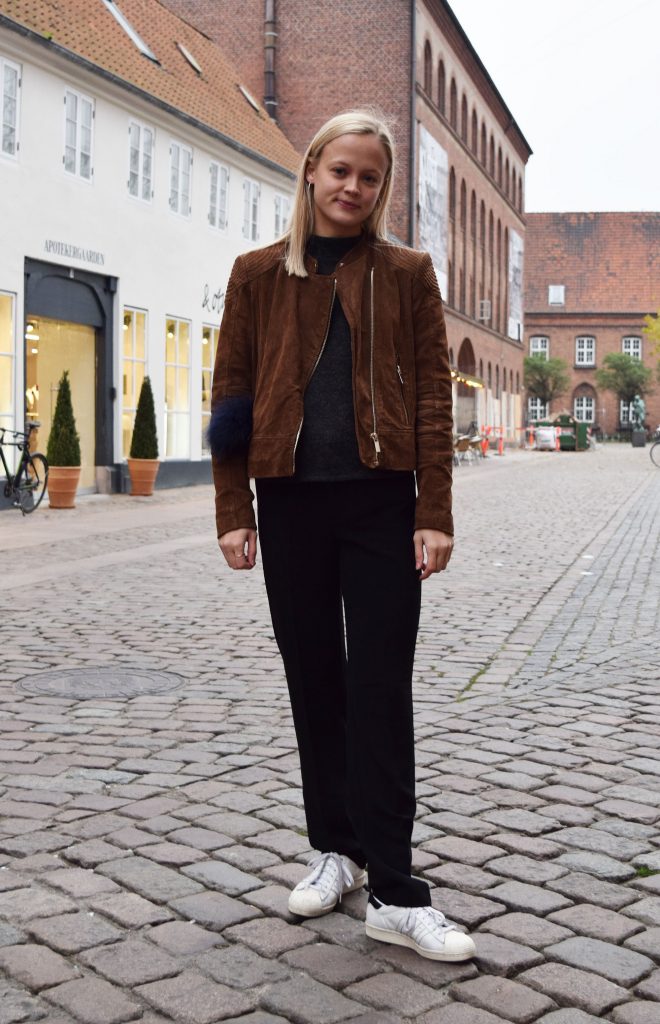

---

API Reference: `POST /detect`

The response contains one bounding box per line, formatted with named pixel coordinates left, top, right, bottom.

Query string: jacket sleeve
left=211, top=255, right=257, bottom=538
left=412, top=253, right=454, bottom=535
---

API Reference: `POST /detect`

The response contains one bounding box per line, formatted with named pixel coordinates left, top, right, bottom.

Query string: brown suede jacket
left=211, top=234, right=454, bottom=538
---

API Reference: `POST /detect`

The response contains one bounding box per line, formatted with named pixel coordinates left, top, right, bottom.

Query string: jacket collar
left=303, top=233, right=372, bottom=275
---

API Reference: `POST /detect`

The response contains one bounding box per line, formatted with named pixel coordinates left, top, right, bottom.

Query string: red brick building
left=162, top=0, right=533, bottom=439
left=525, top=213, right=660, bottom=436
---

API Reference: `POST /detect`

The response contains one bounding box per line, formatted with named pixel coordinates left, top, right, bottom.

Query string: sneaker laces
left=299, top=852, right=354, bottom=902
left=402, top=905, right=458, bottom=943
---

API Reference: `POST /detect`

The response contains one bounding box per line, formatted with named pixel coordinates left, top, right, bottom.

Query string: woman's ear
left=305, top=160, right=316, bottom=185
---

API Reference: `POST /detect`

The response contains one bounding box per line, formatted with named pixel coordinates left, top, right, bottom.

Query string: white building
left=0, top=0, right=298, bottom=499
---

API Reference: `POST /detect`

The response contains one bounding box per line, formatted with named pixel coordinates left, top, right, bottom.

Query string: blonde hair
left=284, top=109, right=396, bottom=277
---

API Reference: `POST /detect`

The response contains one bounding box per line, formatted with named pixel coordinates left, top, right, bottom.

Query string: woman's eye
left=332, top=167, right=346, bottom=176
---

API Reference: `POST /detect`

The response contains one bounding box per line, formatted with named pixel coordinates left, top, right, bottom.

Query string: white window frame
left=164, top=316, right=191, bottom=458
left=529, top=335, right=549, bottom=360
left=121, top=307, right=148, bottom=459
left=128, top=121, right=154, bottom=202
left=242, top=177, right=260, bottom=241
left=548, top=285, right=565, bottom=305
left=274, top=193, right=291, bottom=237
left=528, top=397, right=548, bottom=421
left=575, top=335, right=595, bottom=366
left=208, top=162, right=229, bottom=230
left=1, top=56, right=21, bottom=159
left=201, top=324, right=219, bottom=454
left=620, top=401, right=633, bottom=425
left=622, top=335, right=642, bottom=360
left=63, top=87, right=94, bottom=181
left=574, top=395, right=594, bottom=422
left=169, top=140, right=192, bottom=217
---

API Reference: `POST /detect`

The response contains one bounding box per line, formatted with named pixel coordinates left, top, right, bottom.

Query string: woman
left=210, top=109, right=475, bottom=962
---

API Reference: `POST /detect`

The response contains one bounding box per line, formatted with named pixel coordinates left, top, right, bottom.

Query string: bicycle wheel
left=18, top=453, right=48, bottom=513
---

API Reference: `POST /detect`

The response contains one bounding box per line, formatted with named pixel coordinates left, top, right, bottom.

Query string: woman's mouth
left=337, top=200, right=359, bottom=210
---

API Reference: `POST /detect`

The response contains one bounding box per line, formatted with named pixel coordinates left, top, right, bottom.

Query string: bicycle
left=0, top=421, right=49, bottom=514
left=651, top=429, right=660, bottom=468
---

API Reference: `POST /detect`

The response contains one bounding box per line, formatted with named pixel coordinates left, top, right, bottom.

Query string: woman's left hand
left=414, top=529, right=454, bottom=580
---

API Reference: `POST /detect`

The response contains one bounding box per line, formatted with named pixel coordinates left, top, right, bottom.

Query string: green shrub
left=46, top=370, right=81, bottom=466
left=130, top=376, right=159, bottom=459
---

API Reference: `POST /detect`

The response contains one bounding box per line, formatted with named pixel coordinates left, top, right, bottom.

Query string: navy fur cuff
left=207, top=395, right=253, bottom=460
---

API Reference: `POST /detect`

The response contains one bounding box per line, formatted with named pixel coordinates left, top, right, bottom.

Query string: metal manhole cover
left=16, top=668, right=185, bottom=700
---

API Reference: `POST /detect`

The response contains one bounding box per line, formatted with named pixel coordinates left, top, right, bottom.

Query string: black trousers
left=256, top=475, right=431, bottom=908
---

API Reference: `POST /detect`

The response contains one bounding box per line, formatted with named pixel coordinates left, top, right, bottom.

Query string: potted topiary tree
left=46, top=370, right=81, bottom=509
left=127, top=375, right=160, bottom=495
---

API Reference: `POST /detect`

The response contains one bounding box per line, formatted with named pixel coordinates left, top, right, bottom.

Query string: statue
left=631, top=394, right=646, bottom=431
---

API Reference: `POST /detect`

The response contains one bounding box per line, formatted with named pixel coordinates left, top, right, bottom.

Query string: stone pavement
left=0, top=443, right=659, bottom=1024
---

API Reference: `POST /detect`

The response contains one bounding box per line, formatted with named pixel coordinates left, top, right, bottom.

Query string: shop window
left=209, top=162, right=229, bottom=230
left=530, top=335, right=549, bottom=359
left=528, top=397, right=548, bottom=420
left=121, top=308, right=147, bottom=457
left=169, top=140, right=192, bottom=216
left=575, top=335, right=595, bottom=366
left=274, top=193, right=291, bottom=237
left=574, top=395, right=594, bottom=422
left=201, top=324, right=219, bottom=452
left=242, top=178, right=260, bottom=241
left=622, top=335, right=642, bottom=359
left=64, top=88, right=94, bottom=180
left=1, top=56, right=21, bottom=158
left=128, top=121, right=153, bottom=201
left=165, top=317, right=190, bottom=457
left=0, top=292, right=14, bottom=438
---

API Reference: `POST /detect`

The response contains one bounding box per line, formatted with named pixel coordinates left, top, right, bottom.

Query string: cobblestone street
left=1, top=444, right=660, bottom=1024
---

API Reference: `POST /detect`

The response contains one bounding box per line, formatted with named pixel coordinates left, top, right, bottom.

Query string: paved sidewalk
left=1, top=444, right=659, bottom=1024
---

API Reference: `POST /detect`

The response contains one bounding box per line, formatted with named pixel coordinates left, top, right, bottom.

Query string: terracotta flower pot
left=47, top=465, right=81, bottom=509
left=127, top=457, right=160, bottom=496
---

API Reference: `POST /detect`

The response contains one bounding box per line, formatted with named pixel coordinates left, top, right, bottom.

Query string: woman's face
left=306, top=133, right=389, bottom=237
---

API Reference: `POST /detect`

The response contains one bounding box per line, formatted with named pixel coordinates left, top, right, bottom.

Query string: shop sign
left=44, top=239, right=105, bottom=266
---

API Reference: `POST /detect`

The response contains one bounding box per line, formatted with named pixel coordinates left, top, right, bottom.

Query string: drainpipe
left=264, top=0, right=277, bottom=121
left=408, top=0, right=417, bottom=246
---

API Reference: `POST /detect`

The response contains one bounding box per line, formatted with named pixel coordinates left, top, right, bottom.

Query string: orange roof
left=525, top=212, right=660, bottom=314
left=0, top=0, right=300, bottom=174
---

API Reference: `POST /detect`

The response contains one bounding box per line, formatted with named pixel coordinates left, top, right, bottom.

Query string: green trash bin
left=552, top=413, right=576, bottom=451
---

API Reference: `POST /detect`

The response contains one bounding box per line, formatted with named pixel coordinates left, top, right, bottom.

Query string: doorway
left=25, top=316, right=96, bottom=490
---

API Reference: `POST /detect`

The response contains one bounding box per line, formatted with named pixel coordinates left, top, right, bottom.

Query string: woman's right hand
left=218, top=528, right=258, bottom=570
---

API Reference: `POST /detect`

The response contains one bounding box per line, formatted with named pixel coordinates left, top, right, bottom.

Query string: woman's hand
left=414, top=529, right=453, bottom=581
left=219, top=528, right=258, bottom=570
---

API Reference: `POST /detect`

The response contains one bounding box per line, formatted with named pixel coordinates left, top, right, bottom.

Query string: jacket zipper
left=292, top=278, right=337, bottom=471
left=396, top=353, right=410, bottom=426
left=369, top=266, right=380, bottom=462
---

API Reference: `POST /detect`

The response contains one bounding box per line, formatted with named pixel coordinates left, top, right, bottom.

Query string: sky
left=447, top=0, right=659, bottom=212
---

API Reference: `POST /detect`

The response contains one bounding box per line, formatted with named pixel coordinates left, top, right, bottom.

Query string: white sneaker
left=365, top=899, right=476, bottom=961
left=288, top=852, right=366, bottom=918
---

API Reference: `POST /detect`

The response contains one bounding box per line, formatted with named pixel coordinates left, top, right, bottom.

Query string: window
left=528, top=397, right=548, bottom=420
left=121, top=308, right=146, bottom=457
left=1, top=57, right=20, bottom=157
left=480, top=121, right=487, bottom=166
left=209, top=162, right=229, bottom=230
left=461, top=94, right=468, bottom=142
left=471, top=109, right=478, bottom=153
left=449, top=78, right=457, bottom=129
left=489, top=134, right=495, bottom=176
left=575, top=335, right=595, bottom=366
left=0, top=292, right=14, bottom=437
left=101, top=0, right=159, bottom=61
left=574, top=395, right=594, bottom=422
left=437, top=60, right=446, bottom=114
left=201, top=324, right=219, bottom=452
left=530, top=335, right=549, bottom=359
left=64, top=88, right=94, bottom=180
left=423, top=41, right=432, bottom=94
left=128, top=121, right=153, bottom=201
left=242, top=178, right=260, bottom=241
left=622, top=335, right=642, bottom=359
left=548, top=285, right=565, bottom=305
left=165, top=318, right=190, bottom=457
left=620, top=401, right=633, bottom=424
left=274, top=193, right=291, bottom=237
left=169, top=141, right=192, bottom=216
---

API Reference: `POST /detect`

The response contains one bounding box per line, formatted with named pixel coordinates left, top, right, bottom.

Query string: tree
left=523, top=355, right=570, bottom=406
left=642, top=311, right=660, bottom=383
left=129, top=376, right=159, bottom=459
left=46, top=370, right=81, bottom=466
left=595, top=353, right=653, bottom=409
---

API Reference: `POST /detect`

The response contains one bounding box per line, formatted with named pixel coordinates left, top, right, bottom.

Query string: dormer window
left=548, top=285, right=565, bottom=305
left=101, top=1, right=159, bottom=63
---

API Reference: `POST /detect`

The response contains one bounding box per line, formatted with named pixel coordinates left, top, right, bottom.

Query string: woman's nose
left=344, top=177, right=359, bottom=194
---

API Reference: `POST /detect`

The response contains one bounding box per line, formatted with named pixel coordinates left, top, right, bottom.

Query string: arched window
left=504, top=226, right=509, bottom=337
left=438, top=60, right=446, bottom=114
left=516, top=371, right=520, bottom=393
left=423, top=40, right=432, bottom=94
left=510, top=369, right=514, bottom=393
left=489, top=134, right=495, bottom=176
left=496, top=218, right=502, bottom=331
left=461, top=93, right=468, bottom=141
left=487, top=361, right=492, bottom=389
left=470, top=191, right=476, bottom=240
left=497, top=146, right=503, bottom=187
left=448, top=259, right=454, bottom=307
left=480, top=121, right=487, bottom=166
left=504, top=157, right=510, bottom=197
left=449, top=346, right=454, bottom=366
left=479, top=359, right=484, bottom=381
left=495, top=364, right=500, bottom=399
left=449, top=168, right=456, bottom=221
left=470, top=190, right=477, bottom=318
left=471, top=109, right=478, bottom=153
left=488, top=210, right=494, bottom=319
left=449, top=78, right=457, bottom=129
left=518, top=175, right=524, bottom=212
left=479, top=200, right=486, bottom=312
left=459, top=179, right=467, bottom=311
left=459, top=179, right=466, bottom=231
